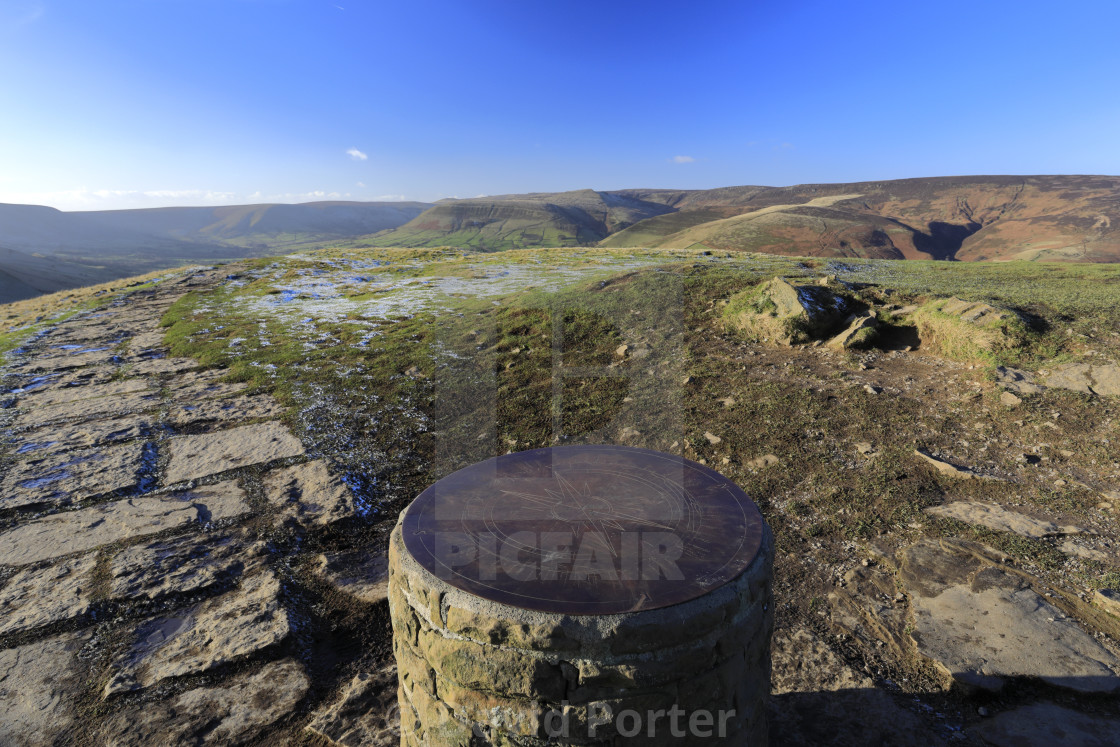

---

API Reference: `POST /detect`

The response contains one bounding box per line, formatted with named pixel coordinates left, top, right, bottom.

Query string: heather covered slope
left=609, top=175, right=1120, bottom=261
left=366, top=175, right=1120, bottom=261
left=362, top=189, right=677, bottom=250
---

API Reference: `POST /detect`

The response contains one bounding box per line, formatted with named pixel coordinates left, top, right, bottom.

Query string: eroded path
left=0, top=268, right=397, bottom=746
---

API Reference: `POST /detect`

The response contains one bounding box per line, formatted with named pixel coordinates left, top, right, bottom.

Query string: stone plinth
left=388, top=445, right=774, bottom=746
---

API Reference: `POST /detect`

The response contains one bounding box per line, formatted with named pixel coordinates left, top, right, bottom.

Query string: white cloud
left=373, top=194, right=408, bottom=201
left=356, top=181, right=366, bottom=188
left=346, top=148, right=368, bottom=161
left=0, top=2, right=44, bottom=33
left=671, top=155, right=695, bottom=164
left=0, top=188, right=240, bottom=210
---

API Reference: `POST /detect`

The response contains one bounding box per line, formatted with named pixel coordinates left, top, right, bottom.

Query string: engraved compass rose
left=402, top=445, right=764, bottom=615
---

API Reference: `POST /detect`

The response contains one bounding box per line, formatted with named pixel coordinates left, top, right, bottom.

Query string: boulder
left=828, top=314, right=879, bottom=350
left=725, top=277, right=852, bottom=345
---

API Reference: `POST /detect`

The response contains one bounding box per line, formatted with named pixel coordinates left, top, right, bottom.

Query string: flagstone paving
left=0, top=270, right=393, bottom=745
left=0, top=442, right=146, bottom=509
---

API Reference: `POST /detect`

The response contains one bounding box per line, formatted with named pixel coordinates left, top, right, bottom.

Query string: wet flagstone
left=104, top=570, right=291, bottom=696
left=13, top=389, right=160, bottom=430
left=164, top=422, right=305, bottom=484
left=0, top=632, right=88, bottom=745
left=15, top=379, right=150, bottom=409
left=0, top=482, right=250, bottom=566
left=0, top=442, right=145, bottom=509
left=0, top=555, right=96, bottom=636
left=100, top=659, right=309, bottom=746
left=109, top=531, right=262, bottom=601
left=5, top=415, right=151, bottom=458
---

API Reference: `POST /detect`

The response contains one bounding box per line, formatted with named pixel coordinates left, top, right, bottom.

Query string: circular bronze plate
left=401, top=445, right=764, bottom=615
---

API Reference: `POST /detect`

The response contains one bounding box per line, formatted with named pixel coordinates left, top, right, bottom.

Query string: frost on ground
left=1, top=247, right=1120, bottom=745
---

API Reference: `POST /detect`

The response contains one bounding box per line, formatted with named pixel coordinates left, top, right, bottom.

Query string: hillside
left=362, top=189, right=676, bottom=250
left=366, top=176, right=1120, bottom=262
left=0, top=201, right=429, bottom=303
left=79, top=200, right=430, bottom=249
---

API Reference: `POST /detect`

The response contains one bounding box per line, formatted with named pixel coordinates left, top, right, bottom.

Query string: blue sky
left=2, top=0, right=1119, bottom=210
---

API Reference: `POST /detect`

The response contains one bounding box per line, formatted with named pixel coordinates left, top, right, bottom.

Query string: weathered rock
left=0, top=632, right=88, bottom=745
left=854, top=441, right=878, bottom=457
left=316, top=550, right=389, bottom=604
left=898, top=538, right=1120, bottom=693
left=101, top=659, right=308, bottom=746
left=1060, top=540, right=1117, bottom=564
left=110, top=532, right=262, bottom=601
left=165, top=422, right=305, bottom=483
left=0, top=442, right=145, bottom=509
left=993, top=366, right=1046, bottom=395
left=827, top=563, right=912, bottom=661
left=127, top=330, right=167, bottom=351
left=1087, top=362, right=1120, bottom=396
left=0, top=555, right=96, bottom=635
left=1042, top=361, right=1120, bottom=396
left=165, top=394, right=283, bottom=426
left=0, top=482, right=250, bottom=566
left=7, top=415, right=151, bottom=458
left=18, top=378, right=150, bottom=409
left=13, top=389, right=160, bottom=430
left=914, top=449, right=1000, bottom=481
left=1045, top=362, right=1095, bottom=394
left=128, top=357, right=198, bottom=375
left=999, top=391, right=1022, bottom=407
left=11, top=367, right=115, bottom=394
left=306, top=666, right=400, bottom=747
left=971, top=702, right=1120, bottom=747
left=926, top=500, right=1084, bottom=538
left=828, top=314, right=879, bottom=350
left=726, top=277, right=851, bottom=345
left=769, top=628, right=943, bottom=747
left=164, top=372, right=249, bottom=402
left=703, top=431, right=722, bottom=445
left=1095, top=589, right=1120, bottom=618
left=746, top=453, right=780, bottom=470
left=261, top=460, right=354, bottom=527
left=22, top=348, right=118, bottom=372
left=105, top=570, right=291, bottom=695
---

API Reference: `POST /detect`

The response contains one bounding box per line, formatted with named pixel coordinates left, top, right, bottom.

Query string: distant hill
left=370, top=176, right=1120, bottom=262
left=363, top=190, right=677, bottom=250
left=78, top=201, right=431, bottom=249
left=5, top=176, right=1120, bottom=304
left=0, top=201, right=430, bottom=303
left=604, top=176, right=1120, bottom=262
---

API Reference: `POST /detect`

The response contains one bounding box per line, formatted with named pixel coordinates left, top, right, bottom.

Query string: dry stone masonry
left=388, top=446, right=775, bottom=746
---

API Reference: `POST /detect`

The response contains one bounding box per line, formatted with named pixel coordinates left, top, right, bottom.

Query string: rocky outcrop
left=897, top=539, right=1120, bottom=693
left=725, top=277, right=852, bottom=345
